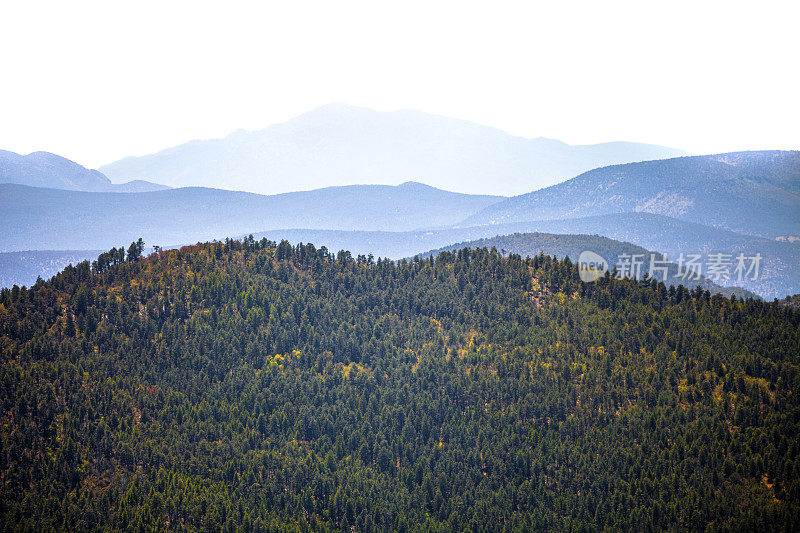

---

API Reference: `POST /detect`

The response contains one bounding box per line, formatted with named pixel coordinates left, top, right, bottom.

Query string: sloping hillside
left=462, top=151, right=800, bottom=238
left=414, top=232, right=756, bottom=299
left=248, top=213, right=799, bottom=299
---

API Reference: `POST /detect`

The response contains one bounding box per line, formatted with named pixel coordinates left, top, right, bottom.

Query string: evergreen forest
left=2, top=238, right=799, bottom=531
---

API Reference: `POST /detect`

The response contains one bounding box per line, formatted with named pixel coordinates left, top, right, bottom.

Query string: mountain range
left=463, top=151, right=800, bottom=239
left=0, top=150, right=168, bottom=192
left=1, top=124, right=797, bottom=300
left=0, top=181, right=502, bottom=251
left=98, top=103, right=687, bottom=196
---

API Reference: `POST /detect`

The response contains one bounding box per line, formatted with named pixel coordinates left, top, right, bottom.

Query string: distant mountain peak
left=99, top=104, right=688, bottom=196
left=397, top=180, right=434, bottom=189
left=0, top=149, right=169, bottom=193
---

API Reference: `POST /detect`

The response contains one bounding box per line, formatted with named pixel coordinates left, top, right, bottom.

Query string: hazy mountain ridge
left=0, top=250, right=102, bottom=289
left=462, top=150, right=800, bottom=238
left=0, top=150, right=169, bottom=192
left=99, top=103, right=687, bottom=196
left=0, top=181, right=502, bottom=251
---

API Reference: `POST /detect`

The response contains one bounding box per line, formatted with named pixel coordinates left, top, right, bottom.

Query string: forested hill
left=414, top=232, right=758, bottom=299
left=2, top=239, right=800, bottom=530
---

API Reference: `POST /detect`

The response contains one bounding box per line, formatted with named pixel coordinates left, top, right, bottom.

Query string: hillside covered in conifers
left=1, top=238, right=799, bottom=531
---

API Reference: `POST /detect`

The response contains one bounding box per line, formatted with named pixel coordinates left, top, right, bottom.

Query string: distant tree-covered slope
left=1, top=239, right=798, bottom=530
left=0, top=150, right=168, bottom=192
left=462, top=151, right=800, bottom=239
left=456, top=213, right=800, bottom=300
left=0, top=181, right=502, bottom=251
left=780, top=294, right=800, bottom=310
left=414, top=232, right=756, bottom=299
left=98, top=103, right=686, bottom=196
left=248, top=213, right=799, bottom=299
left=248, top=229, right=756, bottom=298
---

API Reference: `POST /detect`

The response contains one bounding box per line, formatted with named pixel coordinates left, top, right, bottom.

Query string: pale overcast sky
left=1, top=0, right=798, bottom=168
